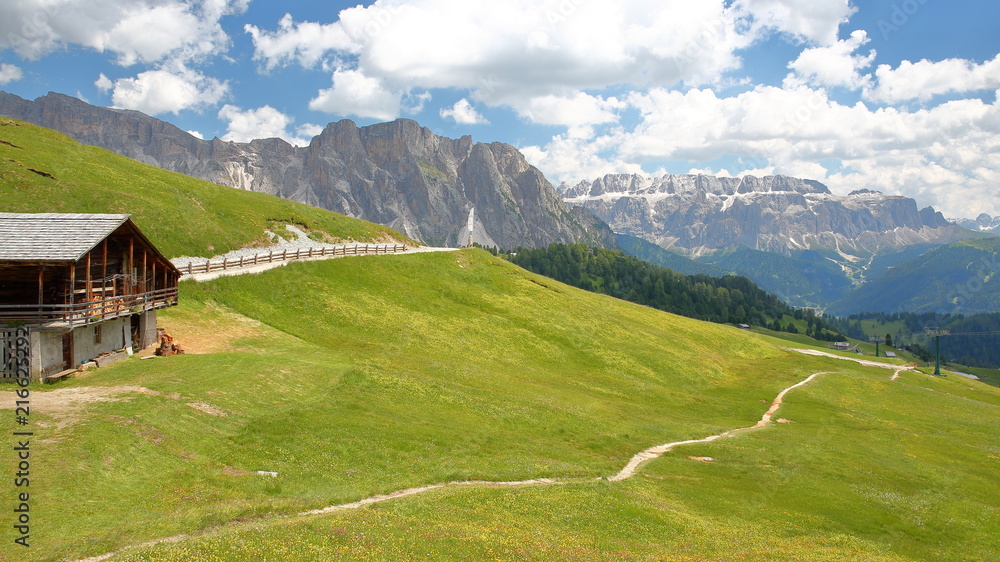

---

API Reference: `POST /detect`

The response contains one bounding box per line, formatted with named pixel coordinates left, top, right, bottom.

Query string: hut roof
left=0, top=213, right=133, bottom=262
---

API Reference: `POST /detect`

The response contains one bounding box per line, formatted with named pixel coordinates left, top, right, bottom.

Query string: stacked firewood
left=155, top=332, right=185, bottom=356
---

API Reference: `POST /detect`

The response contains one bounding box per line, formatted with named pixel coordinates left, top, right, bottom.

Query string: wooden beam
left=37, top=266, right=43, bottom=306
left=143, top=249, right=148, bottom=293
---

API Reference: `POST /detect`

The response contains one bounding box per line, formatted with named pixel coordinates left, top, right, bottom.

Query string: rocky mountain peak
left=562, top=171, right=979, bottom=272
left=0, top=91, right=613, bottom=249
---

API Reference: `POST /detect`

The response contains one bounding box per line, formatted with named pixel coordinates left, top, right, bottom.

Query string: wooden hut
left=0, top=213, right=179, bottom=381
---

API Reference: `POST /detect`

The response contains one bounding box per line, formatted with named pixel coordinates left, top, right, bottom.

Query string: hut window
left=94, top=325, right=102, bottom=344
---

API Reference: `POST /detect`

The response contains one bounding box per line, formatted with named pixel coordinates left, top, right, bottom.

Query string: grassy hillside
left=0, top=120, right=998, bottom=561
left=828, top=238, right=1000, bottom=316
left=0, top=118, right=409, bottom=257
left=1, top=251, right=998, bottom=561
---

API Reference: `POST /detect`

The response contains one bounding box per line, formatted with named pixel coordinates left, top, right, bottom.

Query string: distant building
left=833, top=342, right=852, bottom=349
left=0, top=213, right=179, bottom=381
left=884, top=351, right=897, bottom=358
left=737, top=324, right=751, bottom=330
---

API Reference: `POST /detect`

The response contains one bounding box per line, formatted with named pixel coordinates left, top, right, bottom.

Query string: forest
left=504, top=243, right=845, bottom=339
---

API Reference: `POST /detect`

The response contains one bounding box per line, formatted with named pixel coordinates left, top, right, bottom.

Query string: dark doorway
left=130, top=315, right=141, bottom=350
left=62, top=332, right=73, bottom=369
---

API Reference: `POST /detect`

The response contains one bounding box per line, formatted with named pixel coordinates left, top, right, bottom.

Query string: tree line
left=505, top=243, right=844, bottom=338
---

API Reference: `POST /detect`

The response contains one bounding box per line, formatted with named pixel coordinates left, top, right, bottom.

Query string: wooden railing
left=0, top=287, right=179, bottom=329
left=175, top=243, right=409, bottom=277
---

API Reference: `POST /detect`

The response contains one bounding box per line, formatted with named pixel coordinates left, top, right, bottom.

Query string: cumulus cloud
left=784, top=30, right=875, bottom=90
left=309, top=69, right=402, bottom=120
left=296, top=123, right=324, bottom=142
left=245, top=13, right=354, bottom=71
left=866, top=55, right=1000, bottom=104
left=527, top=86, right=1000, bottom=217
left=734, top=0, right=856, bottom=46
left=244, top=0, right=871, bottom=122
left=248, top=0, right=756, bottom=116
left=0, top=63, right=23, bottom=84
left=217, top=104, right=322, bottom=146
left=110, top=65, right=228, bottom=115
left=440, top=99, right=489, bottom=125
left=219, top=104, right=291, bottom=142
left=0, top=0, right=248, bottom=65
left=521, top=132, right=646, bottom=186
left=95, top=73, right=112, bottom=92
left=512, top=93, right=624, bottom=127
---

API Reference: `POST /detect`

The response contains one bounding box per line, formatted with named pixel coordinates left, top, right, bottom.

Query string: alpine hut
left=0, top=213, right=179, bottom=381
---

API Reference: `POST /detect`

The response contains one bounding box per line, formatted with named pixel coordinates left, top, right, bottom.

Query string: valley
left=1, top=118, right=998, bottom=561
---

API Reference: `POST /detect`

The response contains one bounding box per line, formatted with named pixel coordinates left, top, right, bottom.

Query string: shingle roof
left=0, top=213, right=132, bottom=262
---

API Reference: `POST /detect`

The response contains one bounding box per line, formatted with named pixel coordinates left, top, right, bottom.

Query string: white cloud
left=245, top=13, right=354, bottom=71
left=245, top=0, right=871, bottom=124
left=0, top=0, right=248, bottom=65
left=309, top=69, right=402, bottom=120
left=218, top=104, right=319, bottom=147
left=733, top=0, right=856, bottom=46
left=219, top=104, right=291, bottom=142
left=530, top=85, right=1000, bottom=217
left=440, top=98, right=489, bottom=125
left=95, top=73, right=112, bottom=92
left=248, top=0, right=754, bottom=116
left=521, top=133, right=645, bottom=186
left=110, top=65, right=228, bottom=115
left=784, top=30, right=875, bottom=90
left=512, top=93, right=624, bottom=127
left=866, top=55, right=1000, bottom=104
left=0, top=63, right=23, bottom=84
left=296, top=123, right=324, bottom=142
left=187, top=130, right=205, bottom=140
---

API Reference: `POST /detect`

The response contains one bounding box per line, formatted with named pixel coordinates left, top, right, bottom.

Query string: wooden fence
left=176, top=243, right=409, bottom=277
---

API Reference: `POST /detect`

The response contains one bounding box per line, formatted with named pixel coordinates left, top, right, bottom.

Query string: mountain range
left=3, top=90, right=996, bottom=314
left=561, top=173, right=988, bottom=306
left=951, top=213, right=1000, bottom=235
left=0, top=91, right=610, bottom=250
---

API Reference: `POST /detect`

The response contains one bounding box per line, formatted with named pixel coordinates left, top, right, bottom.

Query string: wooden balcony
left=0, top=287, right=178, bottom=330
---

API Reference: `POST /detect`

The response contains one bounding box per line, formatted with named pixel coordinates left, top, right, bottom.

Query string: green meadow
left=0, top=120, right=998, bottom=560
left=2, top=252, right=997, bottom=561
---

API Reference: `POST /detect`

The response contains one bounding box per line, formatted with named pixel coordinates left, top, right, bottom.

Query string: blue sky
left=1, top=0, right=998, bottom=218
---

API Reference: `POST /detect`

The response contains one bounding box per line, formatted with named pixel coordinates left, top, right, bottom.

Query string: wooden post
left=37, top=266, right=43, bottom=322
left=128, top=238, right=134, bottom=296
left=102, top=239, right=108, bottom=317
left=85, top=251, right=92, bottom=303
left=143, top=249, right=148, bottom=293
left=68, top=263, right=75, bottom=321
